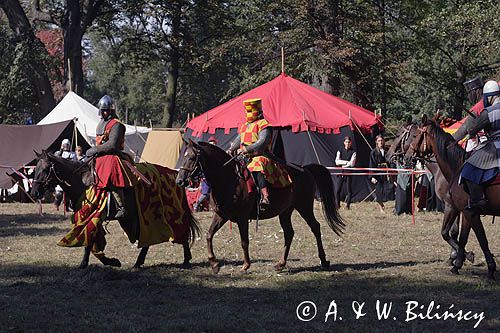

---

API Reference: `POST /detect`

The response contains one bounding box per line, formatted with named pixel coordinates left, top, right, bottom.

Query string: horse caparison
left=30, top=150, right=200, bottom=269
left=176, top=140, right=345, bottom=273
left=405, top=117, right=499, bottom=279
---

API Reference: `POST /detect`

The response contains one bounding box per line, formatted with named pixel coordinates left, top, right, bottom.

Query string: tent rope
left=306, top=129, right=322, bottom=164
left=349, top=110, right=373, bottom=150
left=302, top=110, right=322, bottom=164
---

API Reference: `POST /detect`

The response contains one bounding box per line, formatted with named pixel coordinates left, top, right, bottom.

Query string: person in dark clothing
left=193, top=137, right=217, bottom=212
left=335, top=136, right=356, bottom=209
left=369, top=135, right=390, bottom=213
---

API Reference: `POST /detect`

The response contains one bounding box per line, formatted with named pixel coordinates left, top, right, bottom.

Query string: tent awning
left=187, top=73, right=382, bottom=136
left=0, top=120, right=75, bottom=188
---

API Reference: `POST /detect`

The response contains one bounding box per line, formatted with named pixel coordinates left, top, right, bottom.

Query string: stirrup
left=259, top=197, right=270, bottom=211
left=465, top=199, right=487, bottom=211
left=115, top=207, right=127, bottom=219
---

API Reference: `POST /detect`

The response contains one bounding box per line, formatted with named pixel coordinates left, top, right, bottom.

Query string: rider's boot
left=113, top=189, right=128, bottom=219
left=465, top=180, right=487, bottom=212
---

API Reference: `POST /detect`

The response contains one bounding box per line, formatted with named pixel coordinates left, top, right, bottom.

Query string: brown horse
left=387, top=122, right=474, bottom=265
left=31, top=150, right=200, bottom=269
left=405, top=116, right=499, bottom=279
left=176, top=140, right=345, bottom=273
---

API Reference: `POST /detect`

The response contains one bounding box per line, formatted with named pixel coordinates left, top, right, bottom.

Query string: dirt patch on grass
left=0, top=202, right=499, bottom=332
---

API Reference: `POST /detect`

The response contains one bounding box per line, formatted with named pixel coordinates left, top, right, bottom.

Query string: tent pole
left=281, top=47, right=285, bottom=74
left=67, top=59, right=73, bottom=92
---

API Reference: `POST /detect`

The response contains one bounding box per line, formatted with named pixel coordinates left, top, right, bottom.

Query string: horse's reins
left=34, top=162, right=71, bottom=187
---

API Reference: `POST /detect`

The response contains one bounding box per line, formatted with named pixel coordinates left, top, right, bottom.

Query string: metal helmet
left=97, top=95, right=115, bottom=119
left=463, top=77, right=483, bottom=94
left=482, top=80, right=500, bottom=107
left=463, top=77, right=483, bottom=104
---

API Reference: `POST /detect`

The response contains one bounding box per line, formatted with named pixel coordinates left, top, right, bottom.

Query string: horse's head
left=31, top=150, right=58, bottom=199
left=176, top=139, right=203, bottom=187
left=31, top=150, right=87, bottom=200
left=176, top=138, right=233, bottom=188
left=387, top=122, right=418, bottom=163
left=404, top=115, right=434, bottom=163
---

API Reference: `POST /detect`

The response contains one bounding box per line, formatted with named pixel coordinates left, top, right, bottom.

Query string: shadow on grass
left=0, top=226, right=67, bottom=238
left=0, top=213, right=67, bottom=226
left=0, top=263, right=498, bottom=332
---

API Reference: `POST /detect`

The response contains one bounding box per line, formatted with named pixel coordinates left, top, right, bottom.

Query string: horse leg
left=133, top=247, right=149, bottom=269
left=451, top=213, right=472, bottom=275
left=207, top=213, right=228, bottom=274
left=449, top=214, right=474, bottom=264
left=78, top=246, right=92, bottom=269
left=470, top=217, right=496, bottom=280
left=181, top=239, right=192, bottom=268
left=93, top=227, right=121, bottom=267
left=441, top=208, right=460, bottom=265
left=237, top=219, right=251, bottom=272
left=297, top=204, right=330, bottom=269
left=275, top=208, right=294, bottom=271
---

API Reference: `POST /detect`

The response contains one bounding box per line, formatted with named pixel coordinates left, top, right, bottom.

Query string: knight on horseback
left=454, top=80, right=500, bottom=212
left=85, top=95, right=136, bottom=219
left=226, top=98, right=287, bottom=212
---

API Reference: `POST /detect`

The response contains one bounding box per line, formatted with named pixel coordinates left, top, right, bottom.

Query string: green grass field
left=1, top=202, right=499, bottom=332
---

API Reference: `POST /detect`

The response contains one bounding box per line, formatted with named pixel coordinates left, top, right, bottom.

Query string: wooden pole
left=281, top=47, right=285, bottom=74
left=67, top=59, right=73, bottom=92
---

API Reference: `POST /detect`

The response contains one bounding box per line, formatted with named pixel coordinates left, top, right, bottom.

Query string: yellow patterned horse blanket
left=58, top=163, right=190, bottom=250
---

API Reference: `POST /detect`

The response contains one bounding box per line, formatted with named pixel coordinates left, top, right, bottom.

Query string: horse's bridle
left=179, top=153, right=203, bottom=181
left=408, top=126, right=431, bottom=161
left=34, top=160, right=71, bottom=187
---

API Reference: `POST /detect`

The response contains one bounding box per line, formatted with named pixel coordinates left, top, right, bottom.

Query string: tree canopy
left=1, top=0, right=499, bottom=126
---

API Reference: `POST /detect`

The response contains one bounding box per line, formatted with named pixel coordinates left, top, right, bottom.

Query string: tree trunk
left=63, top=0, right=85, bottom=95
left=0, top=0, right=56, bottom=118
left=161, top=2, right=181, bottom=128
left=452, top=68, right=466, bottom=120
left=162, top=51, right=179, bottom=128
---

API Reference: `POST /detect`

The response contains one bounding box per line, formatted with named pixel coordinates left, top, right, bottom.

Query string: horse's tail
left=182, top=195, right=201, bottom=246
left=303, top=164, right=345, bottom=236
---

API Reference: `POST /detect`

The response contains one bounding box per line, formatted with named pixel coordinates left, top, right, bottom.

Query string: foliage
left=2, top=0, right=500, bottom=125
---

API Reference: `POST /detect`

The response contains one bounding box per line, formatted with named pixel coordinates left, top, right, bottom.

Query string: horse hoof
left=181, top=261, right=192, bottom=269
left=321, top=260, right=330, bottom=270
left=106, top=258, right=122, bottom=267
left=466, top=251, right=475, bottom=264
left=241, top=263, right=251, bottom=272
left=77, top=262, right=88, bottom=269
left=132, top=264, right=142, bottom=271
left=274, top=262, right=286, bottom=272
left=450, top=266, right=460, bottom=275
left=211, top=263, right=220, bottom=274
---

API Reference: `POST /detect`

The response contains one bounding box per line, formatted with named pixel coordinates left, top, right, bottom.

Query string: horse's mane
left=198, top=142, right=232, bottom=166
left=47, top=152, right=85, bottom=170
left=426, top=120, right=465, bottom=171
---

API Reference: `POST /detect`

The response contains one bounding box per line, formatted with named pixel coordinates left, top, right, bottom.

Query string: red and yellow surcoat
left=239, top=119, right=291, bottom=188
left=94, top=119, right=136, bottom=189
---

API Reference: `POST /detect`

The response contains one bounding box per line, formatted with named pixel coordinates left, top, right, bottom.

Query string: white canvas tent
left=38, top=92, right=151, bottom=160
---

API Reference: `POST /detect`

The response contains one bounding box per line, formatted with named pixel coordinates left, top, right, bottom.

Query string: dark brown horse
left=387, top=122, right=474, bottom=265
left=176, top=140, right=345, bottom=273
left=30, top=150, right=200, bottom=269
left=405, top=117, right=499, bottom=279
